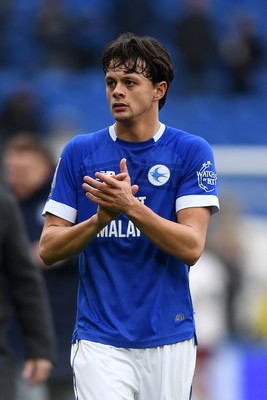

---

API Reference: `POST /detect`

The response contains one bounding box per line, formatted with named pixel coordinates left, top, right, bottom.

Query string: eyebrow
left=105, top=71, right=141, bottom=80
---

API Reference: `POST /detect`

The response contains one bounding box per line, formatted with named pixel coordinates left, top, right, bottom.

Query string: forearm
left=126, top=199, right=205, bottom=266
left=81, top=161, right=210, bottom=265
left=39, top=214, right=106, bottom=265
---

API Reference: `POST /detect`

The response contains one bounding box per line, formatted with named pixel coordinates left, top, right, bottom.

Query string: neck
left=114, top=119, right=161, bottom=142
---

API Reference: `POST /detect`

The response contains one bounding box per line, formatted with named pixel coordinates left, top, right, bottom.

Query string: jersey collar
left=109, top=123, right=166, bottom=142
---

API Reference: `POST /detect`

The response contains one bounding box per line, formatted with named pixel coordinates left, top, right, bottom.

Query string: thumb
left=131, top=184, right=139, bottom=196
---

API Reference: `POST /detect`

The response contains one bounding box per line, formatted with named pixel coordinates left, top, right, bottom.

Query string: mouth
left=113, top=103, right=127, bottom=112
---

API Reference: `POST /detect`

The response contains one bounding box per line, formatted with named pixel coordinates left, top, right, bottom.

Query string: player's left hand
left=82, top=158, right=138, bottom=214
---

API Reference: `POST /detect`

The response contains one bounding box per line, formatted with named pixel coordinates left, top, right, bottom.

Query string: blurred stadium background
left=0, top=1, right=266, bottom=399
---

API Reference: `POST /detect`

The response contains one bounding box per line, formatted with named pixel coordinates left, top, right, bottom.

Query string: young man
left=40, top=33, right=219, bottom=400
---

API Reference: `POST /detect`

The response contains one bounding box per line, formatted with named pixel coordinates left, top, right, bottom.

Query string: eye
left=126, top=80, right=135, bottom=87
left=106, top=80, right=116, bottom=88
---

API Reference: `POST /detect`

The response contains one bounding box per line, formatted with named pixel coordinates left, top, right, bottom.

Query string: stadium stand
left=0, top=0, right=266, bottom=220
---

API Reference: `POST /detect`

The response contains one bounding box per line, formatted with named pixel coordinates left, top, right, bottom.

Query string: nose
left=112, top=82, right=125, bottom=98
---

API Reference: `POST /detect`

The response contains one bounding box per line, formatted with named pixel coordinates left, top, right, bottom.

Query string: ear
left=153, top=81, right=167, bottom=102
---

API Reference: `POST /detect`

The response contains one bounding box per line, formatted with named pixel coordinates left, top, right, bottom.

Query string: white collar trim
left=108, top=123, right=165, bottom=142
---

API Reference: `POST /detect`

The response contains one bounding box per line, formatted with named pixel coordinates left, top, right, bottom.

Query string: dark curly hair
left=101, top=33, right=174, bottom=110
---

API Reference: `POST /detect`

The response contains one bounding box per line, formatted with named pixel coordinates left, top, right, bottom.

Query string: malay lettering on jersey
left=97, top=219, right=141, bottom=238
left=97, top=196, right=146, bottom=238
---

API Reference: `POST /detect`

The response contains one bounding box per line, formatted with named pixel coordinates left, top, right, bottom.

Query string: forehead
left=105, top=68, right=138, bottom=80
left=106, top=58, right=148, bottom=77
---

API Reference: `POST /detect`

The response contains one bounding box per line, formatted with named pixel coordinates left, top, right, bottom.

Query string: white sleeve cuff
left=176, top=195, right=220, bottom=215
left=42, top=199, right=77, bottom=223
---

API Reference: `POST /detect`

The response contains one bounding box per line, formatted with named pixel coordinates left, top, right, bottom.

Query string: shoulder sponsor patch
left=197, top=161, right=217, bottom=192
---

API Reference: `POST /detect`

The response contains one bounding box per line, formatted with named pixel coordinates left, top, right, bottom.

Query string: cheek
left=135, top=91, right=154, bottom=108
left=107, top=95, right=114, bottom=111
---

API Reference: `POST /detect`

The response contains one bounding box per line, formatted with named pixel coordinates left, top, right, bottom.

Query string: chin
left=114, top=114, right=130, bottom=122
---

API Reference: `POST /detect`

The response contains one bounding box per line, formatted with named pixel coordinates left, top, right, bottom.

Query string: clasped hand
left=82, top=158, right=138, bottom=222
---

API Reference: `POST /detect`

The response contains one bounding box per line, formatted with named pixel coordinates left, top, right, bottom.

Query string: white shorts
left=71, top=338, right=196, bottom=400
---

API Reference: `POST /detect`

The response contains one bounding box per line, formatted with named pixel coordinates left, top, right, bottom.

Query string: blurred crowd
left=0, top=0, right=266, bottom=144
left=0, top=0, right=265, bottom=87
left=0, top=1, right=267, bottom=400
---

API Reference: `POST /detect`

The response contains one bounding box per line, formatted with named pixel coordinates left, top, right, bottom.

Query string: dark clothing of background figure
left=114, top=0, right=154, bottom=37
left=174, top=9, right=216, bottom=93
left=218, top=14, right=264, bottom=93
left=0, top=189, right=55, bottom=400
left=9, top=176, right=79, bottom=395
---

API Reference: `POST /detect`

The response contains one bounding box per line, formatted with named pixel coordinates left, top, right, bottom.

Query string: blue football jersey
left=43, top=123, right=219, bottom=348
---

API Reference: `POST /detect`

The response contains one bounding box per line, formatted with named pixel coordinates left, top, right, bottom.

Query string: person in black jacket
left=0, top=186, right=56, bottom=400
left=3, top=132, right=78, bottom=400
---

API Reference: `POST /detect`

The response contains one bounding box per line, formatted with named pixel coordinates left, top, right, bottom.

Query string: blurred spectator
left=206, top=196, right=244, bottom=339
left=0, top=184, right=55, bottom=400
left=0, top=86, right=44, bottom=142
left=34, top=0, right=74, bottom=69
left=114, top=0, right=154, bottom=37
left=234, top=214, right=267, bottom=342
left=173, top=0, right=217, bottom=93
left=206, top=194, right=267, bottom=344
left=218, top=10, right=265, bottom=93
left=65, top=12, right=114, bottom=70
left=3, top=133, right=79, bottom=400
left=190, top=250, right=229, bottom=400
left=34, top=0, right=107, bottom=70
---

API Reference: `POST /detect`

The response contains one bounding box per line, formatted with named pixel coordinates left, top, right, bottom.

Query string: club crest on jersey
left=148, top=164, right=170, bottom=186
left=197, top=161, right=217, bottom=192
